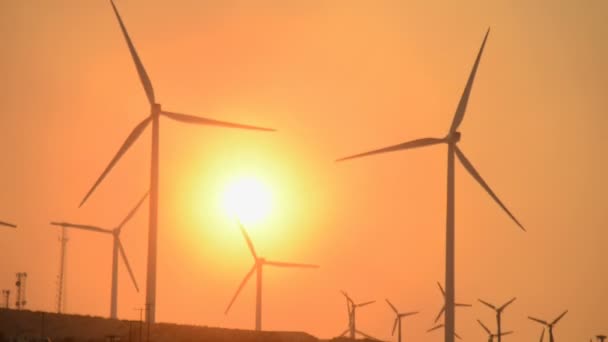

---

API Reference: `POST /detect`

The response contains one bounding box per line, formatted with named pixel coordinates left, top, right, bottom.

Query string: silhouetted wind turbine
left=224, top=221, right=318, bottom=331
left=477, top=319, right=512, bottom=342
left=478, top=297, right=516, bottom=342
left=79, top=1, right=275, bottom=323
left=0, top=220, right=16, bottom=228
left=338, top=291, right=378, bottom=340
left=386, top=298, right=418, bottom=342
left=528, top=310, right=568, bottom=342
left=427, top=324, right=461, bottom=340
left=51, top=192, right=148, bottom=319
left=336, top=28, right=525, bottom=342
left=434, top=282, right=471, bottom=323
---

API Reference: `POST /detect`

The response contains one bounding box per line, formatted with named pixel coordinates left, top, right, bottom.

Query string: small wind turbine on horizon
left=78, top=0, right=275, bottom=323
left=478, top=297, right=516, bottom=342
left=336, top=28, right=526, bottom=342
left=224, top=221, right=318, bottom=331
left=339, top=291, right=378, bottom=340
left=51, top=192, right=148, bottom=319
left=528, top=310, right=568, bottom=342
left=0, top=220, right=16, bottom=228
left=385, top=298, right=418, bottom=342
left=434, top=282, right=471, bottom=323
left=477, top=319, right=512, bottom=342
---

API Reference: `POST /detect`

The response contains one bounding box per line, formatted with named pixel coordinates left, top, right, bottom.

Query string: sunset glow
left=221, top=176, right=273, bottom=227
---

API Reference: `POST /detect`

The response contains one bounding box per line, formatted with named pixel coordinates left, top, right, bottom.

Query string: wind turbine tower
left=56, top=226, right=69, bottom=313
left=2, top=290, right=9, bottom=309
left=15, top=272, right=27, bottom=310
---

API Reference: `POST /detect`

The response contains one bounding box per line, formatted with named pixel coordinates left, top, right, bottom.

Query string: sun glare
left=221, top=177, right=273, bottom=226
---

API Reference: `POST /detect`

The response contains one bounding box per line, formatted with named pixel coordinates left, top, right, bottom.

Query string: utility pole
left=134, top=307, right=144, bottom=342
left=57, top=226, right=69, bottom=313
left=15, top=272, right=27, bottom=310
left=1, top=290, right=9, bottom=309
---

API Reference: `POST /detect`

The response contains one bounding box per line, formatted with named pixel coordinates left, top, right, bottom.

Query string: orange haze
left=1, top=1, right=607, bottom=341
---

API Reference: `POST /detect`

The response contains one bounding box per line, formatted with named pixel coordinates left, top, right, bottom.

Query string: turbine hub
left=151, top=103, right=162, bottom=115
left=447, top=131, right=461, bottom=144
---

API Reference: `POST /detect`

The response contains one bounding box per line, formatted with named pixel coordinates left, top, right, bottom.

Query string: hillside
left=0, top=309, right=376, bottom=342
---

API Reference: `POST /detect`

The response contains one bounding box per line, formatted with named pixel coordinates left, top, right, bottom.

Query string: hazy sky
left=1, top=1, right=607, bottom=341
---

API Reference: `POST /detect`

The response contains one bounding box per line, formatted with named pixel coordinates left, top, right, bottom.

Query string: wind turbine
left=478, top=297, right=516, bottom=342
left=477, top=319, right=512, bottom=342
left=336, top=28, right=526, bottom=342
left=51, top=192, right=148, bottom=319
left=427, top=324, right=461, bottom=340
left=338, top=291, right=378, bottom=340
left=79, top=0, right=275, bottom=323
left=434, top=282, right=471, bottom=323
left=528, top=310, right=568, bottom=342
left=385, top=298, right=418, bottom=342
left=0, top=220, right=16, bottom=228
left=224, top=221, right=318, bottom=331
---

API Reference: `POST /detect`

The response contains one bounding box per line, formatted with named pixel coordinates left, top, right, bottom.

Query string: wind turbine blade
left=224, top=264, right=256, bottom=315
left=339, top=329, right=349, bottom=337
left=399, top=311, right=419, bottom=318
left=427, top=324, right=444, bottom=333
left=117, top=191, right=149, bottom=230
left=500, top=331, right=514, bottom=336
left=499, top=297, right=517, bottom=311
left=0, top=221, right=17, bottom=228
left=551, top=310, right=568, bottom=325
left=50, top=222, right=112, bottom=234
left=528, top=316, right=548, bottom=325
left=79, top=116, right=152, bottom=207
left=237, top=221, right=257, bottom=259
left=356, top=300, right=376, bottom=308
left=385, top=298, right=398, bottom=314
left=336, top=137, right=445, bottom=162
left=478, top=298, right=497, bottom=310
left=477, top=319, right=491, bottom=334
left=454, top=145, right=525, bottom=231
left=449, top=28, right=490, bottom=133
left=455, top=302, right=473, bottom=307
left=264, top=260, right=319, bottom=268
left=161, top=111, right=275, bottom=131
left=540, top=328, right=545, bottom=342
left=434, top=306, right=445, bottom=323
left=437, top=281, right=446, bottom=296
left=356, top=330, right=380, bottom=341
left=117, top=238, right=139, bottom=292
left=392, top=317, right=398, bottom=336
left=341, top=290, right=353, bottom=305
left=110, top=0, right=155, bottom=105
left=454, top=331, right=462, bottom=340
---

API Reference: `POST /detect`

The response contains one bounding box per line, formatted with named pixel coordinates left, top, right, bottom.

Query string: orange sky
left=1, top=1, right=607, bottom=340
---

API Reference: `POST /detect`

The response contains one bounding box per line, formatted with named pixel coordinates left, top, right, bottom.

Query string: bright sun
left=221, top=177, right=273, bottom=226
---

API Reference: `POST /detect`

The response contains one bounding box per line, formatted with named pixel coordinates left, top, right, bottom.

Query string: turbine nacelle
left=151, top=103, right=161, bottom=115
left=446, top=131, right=461, bottom=144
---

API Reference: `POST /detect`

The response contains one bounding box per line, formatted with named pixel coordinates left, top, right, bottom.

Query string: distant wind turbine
left=434, top=282, right=471, bottom=323
left=51, top=192, right=148, bottom=318
left=339, top=291, right=378, bottom=340
left=385, top=298, right=418, bottom=342
left=478, top=297, right=516, bottom=342
left=0, top=220, right=16, bottom=228
left=336, top=28, right=526, bottom=342
left=79, top=0, right=275, bottom=323
left=528, top=310, right=568, bottom=342
left=427, top=324, right=461, bottom=340
left=224, top=221, right=318, bottom=331
left=477, top=319, right=513, bottom=342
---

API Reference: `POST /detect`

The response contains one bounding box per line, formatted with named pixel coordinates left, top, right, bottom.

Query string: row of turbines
left=0, top=1, right=604, bottom=342
left=339, top=285, right=573, bottom=342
